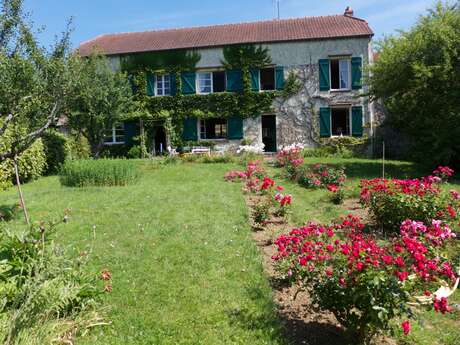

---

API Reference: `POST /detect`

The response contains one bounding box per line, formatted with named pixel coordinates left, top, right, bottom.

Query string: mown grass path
left=3, top=163, right=285, bottom=345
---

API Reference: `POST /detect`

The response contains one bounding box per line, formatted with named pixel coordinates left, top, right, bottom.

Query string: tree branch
left=0, top=114, right=14, bottom=136
left=0, top=102, right=59, bottom=162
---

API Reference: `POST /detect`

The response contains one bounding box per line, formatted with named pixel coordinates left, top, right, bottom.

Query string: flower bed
left=360, top=166, right=459, bottom=233
left=225, top=161, right=293, bottom=226
left=272, top=215, right=458, bottom=343
left=297, top=163, right=346, bottom=189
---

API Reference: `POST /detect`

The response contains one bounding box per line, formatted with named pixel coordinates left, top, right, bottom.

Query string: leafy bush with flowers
left=327, top=184, right=345, bottom=205
left=360, top=166, right=459, bottom=233
left=298, top=163, right=346, bottom=189
left=225, top=162, right=293, bottom=224
left=272, top=215, right=458, bottom=344
left=275, top=144, right=304, bottom=180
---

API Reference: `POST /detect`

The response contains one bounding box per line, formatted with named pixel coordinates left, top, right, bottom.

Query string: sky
left=23, top=0, right=445, bottom=49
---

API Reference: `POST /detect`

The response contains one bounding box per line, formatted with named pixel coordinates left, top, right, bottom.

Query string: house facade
left=79, top=7, right=374, bottom=153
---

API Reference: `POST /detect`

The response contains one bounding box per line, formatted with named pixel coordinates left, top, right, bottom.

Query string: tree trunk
left=13, top=156, right=30, bottom=225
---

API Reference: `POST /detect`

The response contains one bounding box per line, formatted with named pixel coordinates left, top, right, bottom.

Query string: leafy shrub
left=42, top=130, right=71, bottom=174
left=327, top=184, right=345, bottom=205
left=0, top=214, right=104, bottom=344
left=67, top=135, right=91, bottom=160
left=0, top=139, right=47, bottom=189
left=0, top=204, right=21, bottom=222
left=360, top=167, right=458, bottom=233
left=302, top=146, right=335, bottom=158
left=199, top=154, right=235, bottom=164
left=127, top=145, right=142, bottom=159
left=253, top=197, right=271, bottom=225
left=59, top=159, right=140, bottom=187
left=273, top=215, right=458, bottom=343
left=298, top=163, right=346, bottom=189
left=238, top=152, right=264, bottom=167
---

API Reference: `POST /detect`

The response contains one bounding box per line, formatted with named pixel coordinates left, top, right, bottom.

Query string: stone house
left=78, top=7, right=374, bottom=153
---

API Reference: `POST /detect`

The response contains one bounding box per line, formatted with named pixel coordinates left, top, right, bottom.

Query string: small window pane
left=198, top=73, right=212, bottom=93
left=339, top=60, right=350, bottom=89
left=200, top=118, right=227, bottom=139
left=156, top=75, right=171, bottom=96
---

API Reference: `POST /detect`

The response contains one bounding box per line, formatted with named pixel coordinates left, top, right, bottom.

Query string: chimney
left=344, top=6, right=354, bottom=17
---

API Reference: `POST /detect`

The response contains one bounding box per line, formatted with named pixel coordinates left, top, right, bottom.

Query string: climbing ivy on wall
left=122, top=44, right=298, bottom=146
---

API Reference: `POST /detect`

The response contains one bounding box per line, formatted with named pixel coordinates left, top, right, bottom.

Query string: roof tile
left=78, top=14, right=373, bottom=56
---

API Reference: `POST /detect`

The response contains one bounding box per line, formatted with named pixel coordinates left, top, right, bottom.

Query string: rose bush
left=298, top=163, right=346, bottom=189
left=272, top=215, right=458, bottom=344
left=360, top=167, right=459, bottom=233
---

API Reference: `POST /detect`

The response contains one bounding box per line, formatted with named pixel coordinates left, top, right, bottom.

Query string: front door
left=262, top=115, right=277, bottom=152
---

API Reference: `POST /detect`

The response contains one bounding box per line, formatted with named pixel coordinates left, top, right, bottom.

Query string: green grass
left=3, top=157, right=459, bottom=345
left=3, top=162, right=284, bottom=345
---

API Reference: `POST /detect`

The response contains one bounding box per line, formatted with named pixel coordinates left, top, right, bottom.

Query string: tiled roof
left=78, top=14, right=373, bottom=56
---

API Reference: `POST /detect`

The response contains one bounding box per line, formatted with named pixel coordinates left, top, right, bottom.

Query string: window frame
left=330, top=107, right=352, bottom=137
left=329, top=58, right=351, bottom=91
left=196, top=71, right=213, bottom=94
left=259, top=67, right=276, bottom=92
left=155, top=74, right=171, bottom=96
left=199, top=118, right=228, bottom=140
left=104, top=123, right=125, bottom=145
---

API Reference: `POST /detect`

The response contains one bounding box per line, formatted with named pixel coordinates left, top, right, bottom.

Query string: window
left=212, top=71, right=226, bottom=93
left=197, top=72, right=212, bottom=94
left=330, top=59, right=350, bottom=90
left=156, top=74, right=171, bottom=96
left=331, top=108, right=350, bottom=136
left=104, top=123, right=125, bottom=145
left=260, top=68, right=275, bottom=91
left=200, top=118, right=227, bottom=139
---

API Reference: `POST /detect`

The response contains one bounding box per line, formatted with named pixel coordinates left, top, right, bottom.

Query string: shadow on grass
left=227, top=285, right=349, bottom=345
left=335, top=161, right=424, bottom=180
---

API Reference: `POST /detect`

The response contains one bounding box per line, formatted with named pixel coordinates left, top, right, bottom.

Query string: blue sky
left=25, top=0, right=443, bottom=48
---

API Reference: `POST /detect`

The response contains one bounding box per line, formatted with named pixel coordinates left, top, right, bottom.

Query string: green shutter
left=319, top=107, right=331, bottom=137
left=147, top=72, right=155, bottom=96
left=319, top=59, right=330, bottom=91
left=170, top=73, right=177, bottom=96
left=226, top=69, right=242, bottom=92
left=352, top=106, right=363, bottom=137
left=250, top=69, right=260, bottom=91
left=181, top=72, right=196, bottom=94
left=123, top=121, right=139, bottom=146
left=275, top=66, right=285, bottom=90
left=182, top=117, right=198, bottom=140
left=227, top=116, right=244, bottom=139
left=351, top=57, right=363, bottom=90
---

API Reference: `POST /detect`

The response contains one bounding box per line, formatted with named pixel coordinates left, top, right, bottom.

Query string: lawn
left=2, top=157, right=459, bottom=345
left=2, top=162, right=285, bottom=345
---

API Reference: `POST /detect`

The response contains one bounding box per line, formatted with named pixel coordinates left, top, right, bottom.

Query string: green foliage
left=368, top=2, right=460, bottom=166
left=199, top=154, right=235, bottom=164
left=329, top=189, right=345, bottom=205
left=221, top=44, right=271, bottom=69
left=127, top=145, right=142, bottom=159
left=69, top=54, right=134, bottom=157
left=59, top=159, right=141, bottom=187
left=0, top=136, right=46, bottom=189
left=121, top=49, right=201, bottom=73
left=281, top=71, right=302, bottom=98
left=41, top=130, right=70, bottom=174
left=0, top=215, right=102, bottom=344
left=0, top=203, right=20, bottom=222
left=67, top=135, right=91, bottom=160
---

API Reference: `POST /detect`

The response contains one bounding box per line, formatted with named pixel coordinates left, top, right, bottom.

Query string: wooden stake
left=382, top=141, right=385, bottom=179
left=13, top=156, right=30, bottom=225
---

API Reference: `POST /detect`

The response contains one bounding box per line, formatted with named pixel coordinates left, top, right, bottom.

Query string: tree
left=68, top=53, right=134, bottom=157
left=0, top=0, right=75, bottom=223
left=368, top=1, right=460, bottom=166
